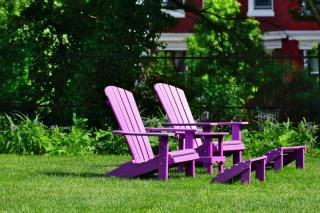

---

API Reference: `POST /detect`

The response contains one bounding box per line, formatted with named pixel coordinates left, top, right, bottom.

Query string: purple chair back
left=154, top=83, right=203, bottom=148
left=105, top=86, right=154, bottom=163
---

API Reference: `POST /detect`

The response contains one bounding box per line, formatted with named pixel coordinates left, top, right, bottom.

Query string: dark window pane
left=254, top=0, right=272, bottom=9
left=167, top=0, right=183, bottom=8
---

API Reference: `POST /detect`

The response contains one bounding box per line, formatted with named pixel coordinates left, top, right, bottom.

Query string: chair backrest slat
left=158, top=84, right=186, bottom=125
left=119, top=88, right=154, bottom=160
left=155, top=83, right=203, bottom=147
left=105, top=86, right=154, bottom=163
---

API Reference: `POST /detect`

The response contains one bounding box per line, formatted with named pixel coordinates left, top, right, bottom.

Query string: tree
left=184, top=0, right=267, bottom=119
left=0, top=0, right=173, bottom=126
left=306, top=0, right=320, bottom=22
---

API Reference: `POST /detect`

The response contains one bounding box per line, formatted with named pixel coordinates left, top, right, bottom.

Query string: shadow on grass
left=42, top=171, right=105, bottom=178
left=41, top=167, right=203, bottom=181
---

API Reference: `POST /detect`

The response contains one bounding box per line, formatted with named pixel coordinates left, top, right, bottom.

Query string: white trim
left=159, top=31, right=320, bottom=51
left=286, top=30, right=320, bottom=50
left=161, top=9, right=185, bottom=18
left=263, top=40, right=282, bottom=49
left=263, top=31, right=320, bottom=50
left=287, top=31, right=320, bottom=41
left=298, top=41, right=318, bottom=50
left=162, top=0, right=186, bottom=18
left=261, top=31, right=286, bottom=49
left=247, top=10, right=274, bottom=17
left=263, top=31, right=287, bottom=40
left=247, top=0, right=274, bottom=17
left=159, top=33, right=192, bottom=51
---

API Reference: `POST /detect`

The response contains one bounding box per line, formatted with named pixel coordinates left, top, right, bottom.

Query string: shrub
left=0, top=113, right=178, bottom=155
left=0, top=114, right=49, bottom=154
left=243, top=118, right=319, bottom=157
left=0, top=113, right=96, bottom=155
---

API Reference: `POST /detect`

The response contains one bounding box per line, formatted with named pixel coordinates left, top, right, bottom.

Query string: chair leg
left=255, top=160, right=266, bottom=182
left=240, top=168, right=251, bottom=184
left=158, top=136, right=169, bottom=180
left=273, top=155, right=283, bottom=171
left=177, top=137, right=184, bottom=173
left=218, top=162, right=224, bottom=173
left=296, top=149, right=305, bottom=169
left=233, top=151, right=242, bottom=165
left=185, top=160, right=196, bottom=177
left=206, top=164, right=213, bottom=174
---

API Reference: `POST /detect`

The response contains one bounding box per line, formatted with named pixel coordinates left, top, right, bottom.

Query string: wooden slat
left=106, top=86, right=143, bottom=163
left=168, top=85, right=192, bottom=125
left=171, top=86, right=203, bottom=147
left=117, top=88, right=150, bottom=162
left=160, top=84, right=186, bottom=128
left=155, top=84, right=180, bottom=125
left=174, top=86, right=196, bottom=125
left=156, top=83, right=202, bottom=148
left=123, top=90, right=154, bottom=160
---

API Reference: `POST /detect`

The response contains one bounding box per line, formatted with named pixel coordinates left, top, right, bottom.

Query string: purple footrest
left=264, top=146, right=306, bottom=170
left=212, top=156, right=267, bottom=184
left=212, top=146, right=306, bottom=184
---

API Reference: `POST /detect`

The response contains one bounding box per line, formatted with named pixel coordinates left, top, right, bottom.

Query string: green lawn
left=0, top=155, right=320, bottom=212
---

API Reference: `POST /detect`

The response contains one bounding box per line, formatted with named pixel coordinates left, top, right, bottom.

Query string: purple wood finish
left=162, top=122, right=249, bottom=126
left=154, top=83, right=247, bottom=171
left=264, top=146, right=306, bottom=171
left=105, top=86, right=199, bottom=180
left=106, top=86, right=152, bottom=163
left=213, top=156, right=267, bottom=184
left=145, top=127, right=196, bottom=132
left=113, top=130, right=176, bottom=137
left=158, top=136, right=169, bottom=180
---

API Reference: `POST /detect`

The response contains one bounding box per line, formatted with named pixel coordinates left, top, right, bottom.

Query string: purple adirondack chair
left=104, top=86, right=228, bottom=180
left=154, top=83, right=248, bottom=174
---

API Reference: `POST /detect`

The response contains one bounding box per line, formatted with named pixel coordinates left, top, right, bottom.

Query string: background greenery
left=0, top=113, right=318, bottom=157
left=0, top=0, right=319, bottom=155
left=0, top=0, right=173, bottom=126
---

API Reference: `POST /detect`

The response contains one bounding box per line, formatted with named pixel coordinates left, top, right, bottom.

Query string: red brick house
left=160, top=0, right=320, bottom=74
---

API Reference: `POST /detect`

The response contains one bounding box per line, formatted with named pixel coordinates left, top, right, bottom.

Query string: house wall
left=162, top=0, right=320, bottom=70
left=239, top=0, right=320, bottom=31
left=166, top=0, right=202, bottom=33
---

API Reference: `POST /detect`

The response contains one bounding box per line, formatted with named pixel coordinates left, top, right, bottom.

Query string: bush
left=243, top=118, right=319, bottom=157
left=0, top=113, right=96, bottom=155
left=0, top=113, right=177, bottom=155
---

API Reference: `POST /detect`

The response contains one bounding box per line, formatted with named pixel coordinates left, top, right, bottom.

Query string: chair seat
left=169, top=149, right=199, bottom=164
left=170, top=149, right=196, bottom=157
left=212, top=141, right=245, bottom=152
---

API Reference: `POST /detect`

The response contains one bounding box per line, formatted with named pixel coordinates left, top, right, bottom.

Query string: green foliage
left=0, top=0, right=173, bottom=126
left=244, top=118, right=319, bottom=157
left=142, top=113, right=179, bottom=152
left=93, top=128, right=128, bottom=155
left=185, top=0, right=267, bottom=120
left=0, top=113, right=178, bottom=155
left=0, top=113, right=96, bottom=155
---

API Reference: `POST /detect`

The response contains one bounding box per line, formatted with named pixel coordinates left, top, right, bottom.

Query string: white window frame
left=162, top=0, right=185, bottom=18
left=247, top=0, right=275, bottom=17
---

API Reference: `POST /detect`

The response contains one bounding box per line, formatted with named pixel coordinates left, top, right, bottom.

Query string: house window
left=310, top=56, right=319, bottom=75
left=162, top=0, right=185, bottom=18
left=173, top=51, right=186, bottom=73
left=247, top=0, right=274, bottom=17
left=254, top=0, right=272, bottom=9
left=165, top=0, right=184, bottom=8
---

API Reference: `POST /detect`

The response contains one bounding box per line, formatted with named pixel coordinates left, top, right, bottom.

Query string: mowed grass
left=0, top=155, right=320, bottom=212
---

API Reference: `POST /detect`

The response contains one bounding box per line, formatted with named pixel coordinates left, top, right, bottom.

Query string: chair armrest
left=195, top=132, right=229, bottom=137
left=162, top=122, right=248, bottom=127
left=112, top=130, right=175, bottom=137
left=205, top=122, right=249, bottom=126
left=145, top=127, right=196, bottom=132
